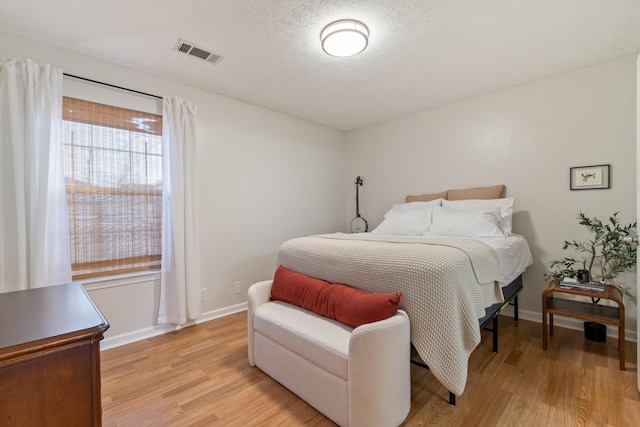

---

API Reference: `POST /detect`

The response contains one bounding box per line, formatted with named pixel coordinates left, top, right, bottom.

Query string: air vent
left=174, top=39, right=222, bottom=64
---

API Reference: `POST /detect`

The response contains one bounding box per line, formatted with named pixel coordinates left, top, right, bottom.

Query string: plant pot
left=584, top=321, right=606, bottom=342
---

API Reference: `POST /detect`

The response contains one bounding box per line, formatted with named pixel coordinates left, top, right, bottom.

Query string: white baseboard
left=499, top=306, right=637, bottom=343
left=100, top=301, right=248, bottom=351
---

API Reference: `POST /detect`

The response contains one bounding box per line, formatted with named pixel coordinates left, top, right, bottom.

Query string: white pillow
left=372, top=207, right=434, bottom=236
left=429, top=207, right=504, bottom=237
left=387, top=199, right=442, bottom=216
left=441, top=198, right=514, bottom=236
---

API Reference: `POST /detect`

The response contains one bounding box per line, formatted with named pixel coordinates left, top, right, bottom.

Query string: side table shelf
left=542, top=281, right=625, bottom=370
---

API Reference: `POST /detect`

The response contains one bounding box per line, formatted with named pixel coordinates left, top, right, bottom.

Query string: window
left=62, top=97, right=163, bottom=279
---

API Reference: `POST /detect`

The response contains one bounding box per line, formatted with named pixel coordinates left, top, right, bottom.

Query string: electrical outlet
left=233, top=281, right=242, bottom=294
left=200, top=288, right=207, bottom=301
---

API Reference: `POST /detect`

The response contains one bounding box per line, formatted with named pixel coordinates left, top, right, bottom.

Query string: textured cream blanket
left=276, top=233, right=502, bottom=396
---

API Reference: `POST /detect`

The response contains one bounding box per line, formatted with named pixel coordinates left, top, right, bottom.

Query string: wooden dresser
left=0, top=283, right=109, bottom=426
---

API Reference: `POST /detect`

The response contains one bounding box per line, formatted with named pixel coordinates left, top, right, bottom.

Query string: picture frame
left=570, top=164, right=610, bottom=190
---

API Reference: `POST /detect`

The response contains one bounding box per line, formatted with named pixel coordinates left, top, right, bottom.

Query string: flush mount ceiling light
left=321, top=19, right=369, bottom=57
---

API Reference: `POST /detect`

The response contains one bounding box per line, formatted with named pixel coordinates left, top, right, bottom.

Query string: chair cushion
left=254, top=300, right=352, bottom=379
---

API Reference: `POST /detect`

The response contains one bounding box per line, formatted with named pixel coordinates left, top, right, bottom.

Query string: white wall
left=345, top=54, right=638, bottom=338
left=0, top=31, right=346, bottom=347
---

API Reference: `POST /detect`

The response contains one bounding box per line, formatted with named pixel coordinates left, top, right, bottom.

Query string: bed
left=275, top=186, right=533, bottom=402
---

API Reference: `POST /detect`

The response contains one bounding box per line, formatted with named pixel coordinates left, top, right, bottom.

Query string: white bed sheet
left=470, top=234, right=533, bottom=286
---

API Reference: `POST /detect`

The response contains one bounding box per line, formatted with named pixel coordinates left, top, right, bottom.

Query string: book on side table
left=559, top=277, right=605, bottom=293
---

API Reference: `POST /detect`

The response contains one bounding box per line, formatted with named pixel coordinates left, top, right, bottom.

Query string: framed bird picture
left=570, top=164, right=610, bottom=190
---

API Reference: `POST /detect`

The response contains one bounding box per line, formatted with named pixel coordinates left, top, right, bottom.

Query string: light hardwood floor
left=101, top=312, right=640, bottom=426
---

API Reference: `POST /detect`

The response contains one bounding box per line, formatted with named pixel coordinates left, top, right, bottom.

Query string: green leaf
left=544, top=211, right=637, bottom=299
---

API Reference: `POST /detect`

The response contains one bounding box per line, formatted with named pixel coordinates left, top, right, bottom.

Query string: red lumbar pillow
left=270, top=265, right=403, bottom=328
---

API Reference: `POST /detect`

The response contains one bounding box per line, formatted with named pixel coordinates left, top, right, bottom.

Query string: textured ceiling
left=1, top=0, right=640, bottom=130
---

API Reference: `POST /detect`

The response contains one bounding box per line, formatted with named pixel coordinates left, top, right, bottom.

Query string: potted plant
left=545, top=212, right=637, bottom=341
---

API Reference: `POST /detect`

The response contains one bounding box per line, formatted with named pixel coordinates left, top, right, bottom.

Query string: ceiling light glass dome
left=321, top=19, right=369, bottom=58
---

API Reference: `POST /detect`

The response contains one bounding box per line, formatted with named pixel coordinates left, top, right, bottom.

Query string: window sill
left=80, top=269, right=161, bottom=291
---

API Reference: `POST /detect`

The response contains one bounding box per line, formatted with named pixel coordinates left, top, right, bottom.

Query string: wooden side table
left=542, top=281, right=625, bottom=370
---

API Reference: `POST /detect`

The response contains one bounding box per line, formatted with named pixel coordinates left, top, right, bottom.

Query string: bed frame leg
left=492, top=316, right=499, bottom=352
left=513, top=295, right=519, bottom=322
left=411, top=357, right=458, bottom=406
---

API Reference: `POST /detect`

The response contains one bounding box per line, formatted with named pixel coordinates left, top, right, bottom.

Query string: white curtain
left=0, top=58, right=71, bottom=292
left=158, top=96, right=201, bottom=325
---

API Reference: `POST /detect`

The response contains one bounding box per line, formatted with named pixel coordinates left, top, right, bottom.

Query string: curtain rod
left=63, top=73, right=162, bottom=100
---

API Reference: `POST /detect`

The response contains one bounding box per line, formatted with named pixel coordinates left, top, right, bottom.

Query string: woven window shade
left=62, top=97, right=163, bottom=279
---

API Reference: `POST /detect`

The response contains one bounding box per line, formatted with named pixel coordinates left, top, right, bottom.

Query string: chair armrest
left=247, top=280, right=273, bottom=366
left=348, top=310, right=411, bottom=427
